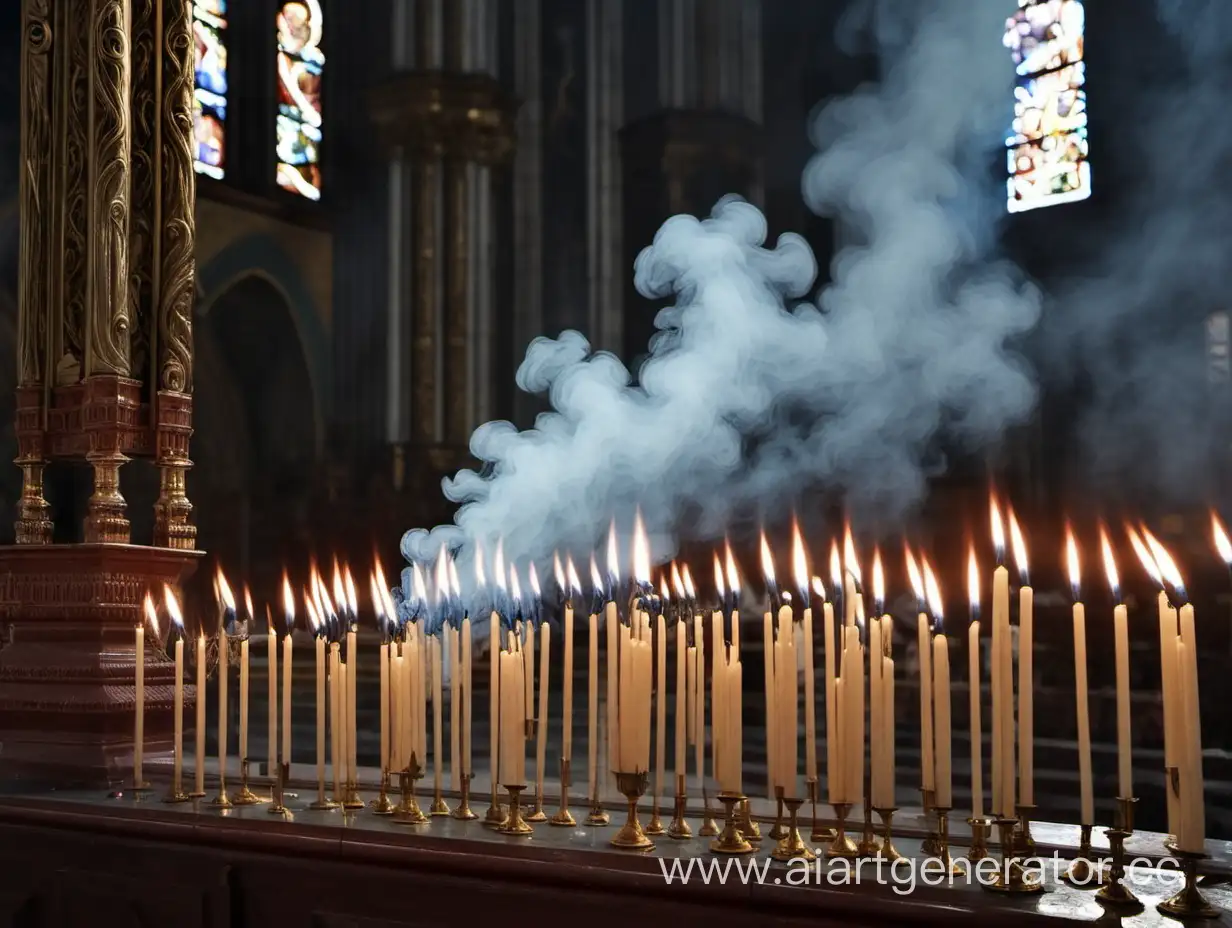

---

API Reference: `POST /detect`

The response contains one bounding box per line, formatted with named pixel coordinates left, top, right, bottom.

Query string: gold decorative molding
left=128, top=0, right=157, bottom=385
left=57, top=0, right=90, bottom=383
left=17, top=0, right=52, bottom=391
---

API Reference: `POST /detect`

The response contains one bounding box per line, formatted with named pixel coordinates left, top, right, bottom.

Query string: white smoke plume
left=401, top=0, right=1039, bottom=593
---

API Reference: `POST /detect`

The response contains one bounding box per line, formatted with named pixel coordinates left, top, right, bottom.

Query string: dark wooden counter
left=0, top=787, right=1225, bottom=928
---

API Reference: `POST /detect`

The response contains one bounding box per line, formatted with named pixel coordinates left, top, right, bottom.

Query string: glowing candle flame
left=606, top=519, right=620, bottom=582
left=381, top=584, right=398, bottom=623
left=660, top=574, right=670, bottom=605
left=811, top=576, right=826, bottom=601
left=435, top=545, right=449, bottom=604
left=331, top=566, right=345, bottom=617
left=1126, top=525, right=1162, bottom=587
left=632, top=510, right=651, bottom=585
left=144, top=592, right=159, bottom=637
left=829, top=541, right=842, bottom=590
left=589, top=553, right=602, bottom=592
left=282, top=572, right=295, bottom=626
left=990, top=495, right=1006, bottom=561
left=682, top=563, right=696, bottom=601
left=1100, top=526, right=1120, bottom=602
left=792, top=520, right=809, bottom=594
left=528, top=561, right=542, bottom=598
left=1213, top=511, right=1232, bottom=565
left=1141, top=526, right=1185, bottom=594
left=553, top=551, right=565, bottom=592
left=163, top=584, right=184, bottom=629
left=843, top=524, right=861, bottom=586
left=924, top=555, right=944, bottom=621
left=966, top=548, right=979, bottom=617
left=566, top=555, right=582, bottom=596
left=305, top=592, right=321, bottom=633
left=344, top=564, right=358, bottom=617
left=759, top=531, right=776, bottom=588
left=370, top=571, right=384, bottom=621
left=412, top=561, right=428, bottom=605
left=905, top=545, right=925, bottom=604
left=448, top=555, right=461, bottom=599
left=671, top=562, right=685, bottom=600
left=1065, top=525, right=1081, bottom=598
left=713, top=552, right=726, bottom=599
left=872, top=548, right=885, bottom=611
left=475, top=541, right=487, bottom=588
left=724, top=542, right=740, bottom=596
left=216, top=567, right=236, bottom=612
left=510, top=564, right=523, bottom=604
left=243, top=586, right=254, bottom=621
left=1008, top=506, right=1028, bottom=583
left=494, top=539, right=507, bottom=592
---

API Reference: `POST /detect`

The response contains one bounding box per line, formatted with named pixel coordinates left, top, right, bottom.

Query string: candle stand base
left=1157, top=851, right=1218, bottom=920
left=967, top=817, right=992, bottom=862
left=1015, top=803, right=1037, bottom=856
left=393, top=769, right=429, bottom=826
left=585, top=797, right=610, bottom=826
left=309, top=798, right=339, bottom=811
left=371, top=772, right=395, bottom=815
left=645, top=801, right=665, bottom=836
left=498, top=785, right=534, bottom=836
left=188, top=790, right=207, bottom=799
left=934, top=808, right=964, bottom=875
left=698, top=788, right=719, bottom=837
left=550, top=761, right=576, bottom=826
left=769, top=795, right=787, bottom=841
left=825, top=803, right=859, bottom=859
left=268, top=763, right=290, bottom=815
left=771, top=798, right=815, bottom=862
left=808, top=781, right=834, bottom=843
left=1095, top=797, right=1140, bottom=911
left=484, top=784, right=506, bottom=827
left=209, top=787, right=232, bottom=808
left=430, top=791, right=452, bottom=816
left=232, top=760, right=264, bottom=806
left=667, top=793, right=691, bottom=839
left=526, top=784, right=547, bottom=823
left=1064, top=824, right=1097, bottom=887
left=857, top=802, right=879, bottom=858
left=162, top=787, right=190, bottom=804
left=343, top=782, right=365, bottom=811
left=874, top=807, right=903, bottom=862
left=920, top=790, right=941, bottom=857
left=610, top=771, right=653, bottom=850
left=984, top=818, right=1044, bottom=894
left=737, top=798, right=761, bottom=842
left=710, top=793, right=753, bottom=855
left=451, top=775, right=479, bottom=821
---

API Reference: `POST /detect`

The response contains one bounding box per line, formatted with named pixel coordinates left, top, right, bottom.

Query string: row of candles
left=133, top=501, right=1220, bottom=858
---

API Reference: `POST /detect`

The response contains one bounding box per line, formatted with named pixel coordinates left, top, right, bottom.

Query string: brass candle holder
left=550, top=759, right=576, bottom=826
left=984, top=817, right=1043, bottom=894
left=452, top=772, right=479, bottom=821
left=163, top=766, right=190, bottom=804
left=698, top=785, right=719, bottom=837
left=934, top=807, right=963, bottom=875
left=967, top=816, right=992, bottom=862
left=645, top=795, right=666, bottom=836
left=666, top=774, right=691, bottom=839
left=586, top=796, right=610, bottom=825
left=484, top=780, right=505, bottom=827
left=1015, top=802, right=1037, bottom=855
left=769, top=794, right=787, bottom=841
left=1158, top=850, right=1218, bottom=919
left=737, top=798, right=761, bottom=841
left=430, top=781, right=452, bottom=817
left=527, top=781, right=547, bottom=823
left=874, top=806, right=903, bottom=862
left=610, top=771, right=654, bottom=850
left=393, top=762, right=429, bottom=825
left=711, top=792, right=754, bottom=855
left=343, top=779, right=364, bottom=811
left=498, top=784, right=534, bottom=836
left=825, top=802, right=859, bottom=859
left=371, top=770, right=396, bottom=815
left=232, top=758, right=264, bottom=805
left=1064, top=823, right=1097, bottom=886
left=771, top=796, right=814, bottom=862
left=857, top=801, right=879, bottom=857
left=210, top=770, right=232, bottom=808
left=920, top=788, right=941, bottom=856
left=1095, top=797, right=1141, bottom=912
left=808, top=779, right=834, bottom=843
left=268, top=761, right=290, bottom=815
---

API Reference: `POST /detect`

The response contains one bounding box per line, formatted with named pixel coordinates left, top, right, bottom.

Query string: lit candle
left=906, top=548, right=933, bottom=794
left=688, top=566, right=704, bottom=788
left=803, top=592, right=817, bottom=785
left=606, top=600, right=618, bottom=778
left=195, top=630, right=206, bottom=796
left=391, top=641, right=404, bottom=771
left=1102, top=529, right=1132, bottom=800
left=1065, top=528, right=1094, bottom=826
left=779, top=605, right=798, bottom=800
left=491, top=541, right=505, bottom=794
left=869, top=552, right=885, bottom=804
left=462, top=615, right=473, bottom=777
left=281, top=578, right=294, bottom=768
left=537, top=619, right=550, bottom=797
left=1008, top=510, right=1033, bottom=809
left=433, top=633, right=445, bottom=798
left=134, top=593, right=153, bottom=787
left=240, top=588, right=253, bottom=774
left=563, top=556, right=579, bottom=764
left=675, top=614, right=687, bottom=783
left=217, top=569, right=236, bottom=787
left=933, top=631, right=952, bottom=809
left=725, top=544, right=741, bottom=659
left=309, top=585, right=326, bottom=797
left=989, top=498, right=1014, bottom=819
left=588, top=557, right=601, bottom=800
left=331, top=642, right=342, bottom=797
left=961, top=553, right=983, bottom=820
left=821, top=555, right=839, bottom=804
left=655, top=603, right=667, bottom=801
left=164, top=587, right=186, bottom=795
left=449, top=625, right=460, bottom=791
left=712, top=554, right=726, bottom=791
left=344, top=568, right=359, bottom=791
left=268, top=602, right=278, bottom=776
left=882, top=643, right=895, bottom=808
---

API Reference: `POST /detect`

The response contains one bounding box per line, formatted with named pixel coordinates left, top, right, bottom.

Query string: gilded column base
left=153, top=459, right=196, bottom=549
left=14, top=460, right=52, bottom=545
left=83, top=449, right=130, bottom=544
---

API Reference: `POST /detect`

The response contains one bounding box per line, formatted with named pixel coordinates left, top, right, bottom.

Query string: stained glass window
left=192, top=0, right=228, bottom=180
left=1003, top=0, right=1090, bottom=213
left=276, top=0, right=324, bottom=201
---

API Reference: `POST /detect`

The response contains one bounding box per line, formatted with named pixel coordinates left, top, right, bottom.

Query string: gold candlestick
left=711, top=792, right=754, bottom=855
left=1096, top=798, right=1141, bottom=912
left=771, top=797, right=814, bottom=861
left=737, top=798, right=761, bottom=841
left=1015, top=802, right=1037, bottom=855
left=666, top=773, right=691, bottom=839
left=934, top=807, right=964, bottom=875
left=268, top=761, right=290, bottom=815
left=967, top=816, right=992, bottom=862
left=645, top=798, right=665, bottom=836
left=825, top=802, right=859, bottom=858
left=768, top=794, right=787, bottom=841
left=452, top=772, right=479, bottom=821
left=550, top=759, right=576, bottom=826
left=233, top=758, right=263, bottom=805
left=1065, top=823, right=1097, bottom=886
left=393, top=759, right=429, bottom=825
left=210, top=769, right=232, bottom=807
left=857, top=800, right=879, bottom=857
left=985, top=817, right=1044, bottom=893
left=611, top=771, right=653, bottom=850
left=343, top=779, right=365, bottom=811
left=874, top=807, right=902, bottom=861
left=698, top=785, right=719, bottom=837
left=920, top=788, right=941, bottom=856
left=484, top=781, right=505, bottom=827
left=430, top=782, right=452, bottom=816
left=371, top=770, right=396, bottom=815
left=1158, top=851, right=1217, bottom=919
left=499, top=784, right=534, bottom=836
left=808, top=778, right=834, bottom=843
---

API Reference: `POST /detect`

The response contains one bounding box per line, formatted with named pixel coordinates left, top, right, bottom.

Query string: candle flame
left=682, top=564, right=696, bottom=600
left=494, top=538, right=507, bottom=592
left=331, top=564, right=346, bottom=616
left=474, top=540, right=487, bottom=588
left=759, top=531, right=776, bottom=587
left=370, top=571, right=384, bottom=620
left=509, top=564, right=523, bottom=604
left=905, top=545, right=925, bottom=603
left=1213, top=511, right=1232, bottom=565
left=811, top=575, right=826, bottom=601
left=566, top=554, right=582, bottom=596
left=528, top=561, right=542, bottom=598
left=660, top=573, right=671, bottom=605
left=1008, top=506, right=1028, bottom=582
left=282, top=572, right=295, bottom=623
left=924, top=555, right=944, bottom=620
left=435, top=545, right=449, bottom=604
left=343, top=564, right=358, bottom=617
left=671, top=562, right=685, bottom=600
left=243, top=586, right=254, bottom=621
left=990, top=494, right=1006, bottom=560
left=1100, top=526, right=1120, bottom=601
left=1141, top=526, right=1185, bottom=593
left=1126, top=524, right=1162, bottom=586
left=163, top=584, right=184, bottom=629
left=216, top=567, right=236, bottom=611
left=553, top=551, right=565, bottom=592
left=1065, top=525, right=1081, bottom=597
left=448, top=555, right=461, bottom=599
left=713, top=551, right=726, bottom=599
left=143, top=592, right=159, bottom=637
left=872, top=548, right=885, bottom=609
left=966, top=547, right=979, bottom=614
left=381, top=584, right=398, bottom=625
left=589, top=552, right=602, bottom=592
left=305, top=591, right=321, bottom=632
left=791, top=520, right=809, bottom=593
left=412, top=561, right=429, bottom=606
left=632, top=510, right=651, bottom=584
left=829, top=541, right=842, bottom=589
left=724, top=541, right=740, bottom=595
left=843, top=524, right=861, bottom=586
left=606, top=519, right=620, bottom=581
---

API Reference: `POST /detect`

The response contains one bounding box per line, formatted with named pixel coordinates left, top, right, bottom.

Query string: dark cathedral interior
left=0, top=0, right=1230, bottom=924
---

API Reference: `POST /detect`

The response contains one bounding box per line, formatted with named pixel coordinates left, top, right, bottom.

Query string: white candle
left=606, top=603, right=618, bottom=780
left=1018, top=583, right=1034, bottom=807
left=490, top=611, right=500, bottom=793
left=1113, top=603, right=1132, bottom=798
left=969, top=619, right=983, bottom=819
left=731, top=657, right=742, bottom=794
left=803, top=605, right=817, bottom=783
left=693, top=614, right=704, bottom=786
left=391, top=646, right=404, bottom=770
left=331, top=645, right=342, bottom=796
left=675, top=619, right=687, bottom=783
left=524, top=620, right=535, bottom=733
left=433, top=634, right=444, bottom=796
left=933, top=633, right=952, bottom=809
left=563, top=602, right=574, bottom=762
left=1158, top=593, right=1181, bottom=835
left=134, top=622, right=145, bottom=786
left=218, top=627, right=229, bottom=785
left=1073, top=600, right=1093, bottom=825
left=462, top=617, right=473, bottom=776
left=1178, top=604, right=1205, bottom=853
left=588, top=610, right=599, bottom=798
left=449, top=627, right=460, bottom=791
left=780, top=607, right=798, bottom=800
left=315, top=635, right=326, bottom=794
left=380, top=641, right=390, bottom=773
left=268, top=621, right=278, bottom=775
left=346, top=627, right=358, bottom=786
left=868, top=612, right=882, bottom=799
left=173, top=636, right=184, bottom=792
left=991, top=564, right=1014, bottom=817
left=918, top=612, right=934, bottom=792
left=537, top=621, right=550, bottom=796
left=655, top=613, right=667, bottom=799
left=762, top=608, right=777, bottom=791
left=239, top=637, right=250, bottom=768
left=281, top=632, right=292, bottom=766
left=824, top=601, right=838, bottom=803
